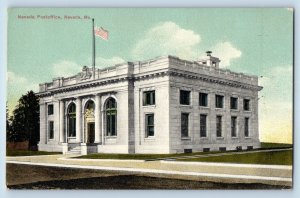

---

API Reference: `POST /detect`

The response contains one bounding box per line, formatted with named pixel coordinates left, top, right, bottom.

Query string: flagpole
left=92, top=18, right=95, bottom=79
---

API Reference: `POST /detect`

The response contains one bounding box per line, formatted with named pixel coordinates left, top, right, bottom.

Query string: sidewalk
left=6, top=154, right=292, bottom=187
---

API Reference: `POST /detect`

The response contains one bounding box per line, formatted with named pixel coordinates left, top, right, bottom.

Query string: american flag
left=94, top=26, right=109, bottom=40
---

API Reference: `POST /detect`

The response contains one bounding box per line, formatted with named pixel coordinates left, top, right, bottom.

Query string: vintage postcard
left=6, top=8, right=293, bottom=189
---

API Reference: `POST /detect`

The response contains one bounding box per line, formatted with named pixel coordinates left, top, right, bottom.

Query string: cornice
left=37, top=69, right=262, bottom=98
left=167, top=69, right=262, bottom=92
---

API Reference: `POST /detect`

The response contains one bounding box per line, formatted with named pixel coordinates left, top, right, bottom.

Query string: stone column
left=76, top=97, right=82, bottom=143
left=59, top=100, right=65, bottom=143
left=95, top=94, right=101, bottom=143
left=101, top=110, right=105, bottom=144
left=39, top=102, right=47, bottom=145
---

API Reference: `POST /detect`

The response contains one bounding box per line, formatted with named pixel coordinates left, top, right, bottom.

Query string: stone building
left=37, top=52, right=262, bottom=154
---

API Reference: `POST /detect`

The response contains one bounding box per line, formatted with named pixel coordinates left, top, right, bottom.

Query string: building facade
left=37, top=52, right=262, bottom=154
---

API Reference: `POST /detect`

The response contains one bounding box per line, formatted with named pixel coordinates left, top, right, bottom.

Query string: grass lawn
left=6, top=150, right=62, bottom=157
left=260, top=142, right=293, bottom=149
left=75, top=149, right=234, bottom=160
left=179, top=150, right=293, bottom=165
left=75, top=142, right=293, bottom=165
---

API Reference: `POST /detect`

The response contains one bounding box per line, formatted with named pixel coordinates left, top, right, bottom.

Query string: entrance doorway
left=87, top=122, right=95, bottom=144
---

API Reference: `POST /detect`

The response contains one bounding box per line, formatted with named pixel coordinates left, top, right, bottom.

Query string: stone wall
left=169, top=75, right=260, bottom=153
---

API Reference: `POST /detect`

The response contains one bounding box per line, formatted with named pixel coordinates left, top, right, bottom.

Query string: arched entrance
left=84, top=100, right=95, bottom=144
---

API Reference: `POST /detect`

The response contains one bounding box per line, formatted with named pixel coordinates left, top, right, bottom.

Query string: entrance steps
left=67, top=146, right=81, bottom=154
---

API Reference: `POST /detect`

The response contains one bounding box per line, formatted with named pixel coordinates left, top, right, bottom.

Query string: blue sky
left=7, top=8, right=293, bottom=143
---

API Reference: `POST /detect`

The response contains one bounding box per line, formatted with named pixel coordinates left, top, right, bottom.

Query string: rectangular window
left=181, top=113, right=189, bottom=137
left=231, top=116, right=237, bottom=137
left=199, top=93, right=208, bottom=107
left=143, top=91, right=155, bottom=106
left=245, top=117, right=249, bottom=137
left=244, top=99, right=250, bottom=111
left=180, top=90, right=190, bottom=105
left=247, top=146, right=253, bottom=150
left=216, top=115, right=222, bottom=137
left=145, top=114, right=154, bottom=137
left=219, top=147, right=226, bottom=151
left=215, top=95, right=224, bottom=108
left=230, top=97, right=238, bottom=110
left=48, top=104, right=54, bottom=115
left=49, top=121, right=54, bottom=139
left=200, top=114, right=207, bottom=137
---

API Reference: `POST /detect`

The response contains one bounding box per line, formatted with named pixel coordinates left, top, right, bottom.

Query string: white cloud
left=259, top=65, right=292, bottom=87
left=95, top=56, right=125, bottom=67
left=52, top=60, right=82, bottom=77
left=132, top=21, right=201, bottom=60
left=7, top=71, right=38, bottom=113
left=7, top=71, right=37, bottom=92
left=211, top=42, right=242, bottom=67
left=52, top=56, right=125, bottom=78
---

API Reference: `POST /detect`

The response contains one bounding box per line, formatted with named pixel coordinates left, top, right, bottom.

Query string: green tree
left=6, top=104, right=12, bottom=141
left=10, top=91, right=40, bottom=149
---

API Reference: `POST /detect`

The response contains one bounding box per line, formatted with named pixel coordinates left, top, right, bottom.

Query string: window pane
left=49, top=121, right=54, bottom=139
left=216, top=116, right=222, bottom=137
left=105, top=98, right=117, bottom=136
left=245, top=118, right=249, bottom=137
left=200, top=115, right=207, bottom=137
left=68, top=103, right=76, bottom=113
left=68, top=117, right=76, bottom=137
left=146, top=114, right=154, bottom=137
left=148, top=126, right=154, bottom=136
left=180, top=90, right=190, bottom=105
left=230, top=97, right=238, bottom=109
left=199, top=93, right=208, bottom=106
left=111, top=114, right=116, bottom=136
left=152, top=92, right=155, bottom=105
left=216, top=95, right=224, bottom=108
left=181, top=113, right=189, bottom=137
left=148, top=114, right=154, bottom=125
left=143, top=91, right=155, bottom=106
left=231, top=117, right=237, bottom=137
left=48, top=105, right=54, bottom=115
left=107, top=115, right=111, bottom=136
left=244, top=99, right=250, bottom=111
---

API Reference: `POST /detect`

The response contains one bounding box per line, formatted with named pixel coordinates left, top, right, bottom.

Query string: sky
left=7, top=8, right=293, bottom=143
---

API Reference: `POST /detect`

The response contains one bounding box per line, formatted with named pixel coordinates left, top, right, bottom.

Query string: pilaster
left=59, top=100, right=65, bottom=142
left=76, top=97, right=82, bottom=143
left=95, top=94, right=101, bottom=143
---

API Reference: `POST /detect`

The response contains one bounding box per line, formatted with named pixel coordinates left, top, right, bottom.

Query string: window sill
left=200, top=137, right=208, bottom=140
left=230, top=109, right=239, bottom=111
left=199, top=106, right=209, bottom=108
left=216, top=137, right=224, bottom=140
left=215, top=108, right=224, bottom=110
left=67, top=137, right=76, bottom=139
left=244, top=110, right=252, bottom=112
left=245, top=137, right=251, bottom=139
left=142, top=105, right=156, bottom=108
left=180, top=104, right=192, bottom=107
left=181, top=137, right=191, bottom=140
left=144, top=137, right=156, bottom=141
left=105, top=136, right=117, bottom=139
left=231, top=137, right=238, bottom=139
